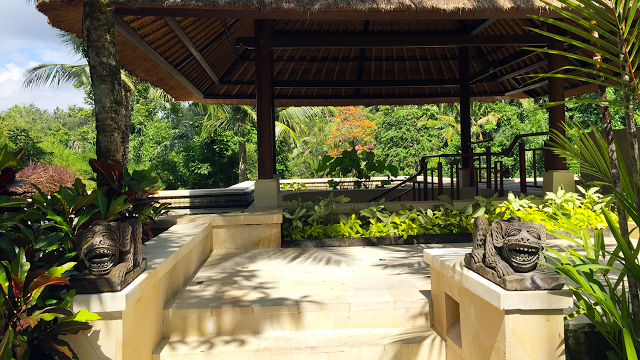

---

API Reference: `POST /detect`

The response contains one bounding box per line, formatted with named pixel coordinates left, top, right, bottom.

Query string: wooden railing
left=369, top=132, right=548, bottom=202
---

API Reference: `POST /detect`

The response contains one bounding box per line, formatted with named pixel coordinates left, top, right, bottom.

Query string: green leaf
left=438, top=194, right=454, bottom=206
left=50, top=320, right=93, bottom=336
left=33, top=232, right=65, bottom=251
left=62, top=309, right=101, bottom=323
left=72, top=192, right=97, bottom=212
left=93, top=189, right=108, bottom=219
left=11, top=248, right=30, bottom=283
left=0, top=195, right=28, bottom=208
left=0, top=328, right=13, bottom=360
left=46, top=262, right=77, bottom=277
left=72, top=178, right=87, bottom=195
left=622, top=328, right=638, bottom=360
left=106, top=195, right=131, bottom=221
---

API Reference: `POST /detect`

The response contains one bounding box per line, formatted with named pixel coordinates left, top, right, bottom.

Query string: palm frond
left=21, top=63, right=90, bottom=90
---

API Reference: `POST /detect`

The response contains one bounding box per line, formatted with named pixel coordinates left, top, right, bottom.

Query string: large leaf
left=33, top=232, right=65, bottom=251
left=46, top=262, right=76, bottom=278
left=62, top=309, right=100, bottom=323
left=93, top=189, right=108, bottom=219
left=50, top=320, right=93, bottom=336
left=0, top=196, right=28, bottom=208
left=72, top=192, right=97, bottom=212
left=38, top=338, right=77, bottom=360
left=11, top=248, right=29, bottom=283
left=106, top=195, right=131, bottom=221
left=0, top=328, right=13, bottom=360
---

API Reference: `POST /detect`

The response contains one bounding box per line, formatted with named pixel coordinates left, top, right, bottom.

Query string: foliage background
left=2, top=84, right=631, bottom=190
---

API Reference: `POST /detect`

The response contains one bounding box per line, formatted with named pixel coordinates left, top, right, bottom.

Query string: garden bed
left=282, top=232, right=472, bottom=248
left=282, top=227, right=617, bottom=248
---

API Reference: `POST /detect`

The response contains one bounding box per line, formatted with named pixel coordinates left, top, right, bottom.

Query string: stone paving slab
left=153, top=328, right=445, bottom=360
left=165, top=245, right=433, bottom=316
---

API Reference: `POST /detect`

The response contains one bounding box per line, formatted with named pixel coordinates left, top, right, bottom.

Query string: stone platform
left=154, top=245, right=445, bottom=360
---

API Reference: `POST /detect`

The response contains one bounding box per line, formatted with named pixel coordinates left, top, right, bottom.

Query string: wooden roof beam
left=114, top=16, right=204, bottom=98
left=236, top=34, right=548, bottom=49
left=468, top=19, right=496, bottom=35
left=218, top=79, right=460, bottom=87
left=203, top=92, right=506, bottom=100
left=164, top=17, right=221, bottom=85
left=504, top=68, right=583, bottom=96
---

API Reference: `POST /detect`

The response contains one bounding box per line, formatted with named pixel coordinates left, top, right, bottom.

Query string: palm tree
left=21, top=31, right=171, bottom=168
left=421, top=102, right=502, bottom=146
left=199, top=105, right=328, bottom=181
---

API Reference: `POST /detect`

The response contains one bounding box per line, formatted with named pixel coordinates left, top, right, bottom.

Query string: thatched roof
left=40, top=0, right=558, bottom=13
left=37, top=0, right=592, bottom=106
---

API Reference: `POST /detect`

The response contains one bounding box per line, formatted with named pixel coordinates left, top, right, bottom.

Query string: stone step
left=164, top=298, right=430, bottom=337
left=153, top=328, right=445, bottom=360
left=163, top=247, right=432, bottom=337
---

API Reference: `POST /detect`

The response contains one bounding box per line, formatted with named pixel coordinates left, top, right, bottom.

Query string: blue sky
left=0, top=0, right=86, bottom=111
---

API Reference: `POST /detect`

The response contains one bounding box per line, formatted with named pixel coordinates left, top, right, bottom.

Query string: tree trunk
left=238, top=141, right=247, bottom=182
left=123, top=84, right=132, bottom=170
left=83, top=0, right=126, bottom=170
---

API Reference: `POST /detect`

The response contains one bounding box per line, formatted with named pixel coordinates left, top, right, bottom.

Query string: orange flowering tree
left=327, top=107, right=377, bottom=155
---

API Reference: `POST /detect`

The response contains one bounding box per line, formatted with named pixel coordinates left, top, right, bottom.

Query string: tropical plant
left=199, top=105, right=326, bottom=181
left=21, top=31, right=171, bottom=169
left=421, top=102, right=502, bottom=146
left=0, top=146, right=28, bottom=209
left=549, top=127, right=640, bottom=358
left=495, top=186, right=614, bottom=230
left=315, top=147, right=399, bottom=189
left=0, top=249, right=99, bottom=360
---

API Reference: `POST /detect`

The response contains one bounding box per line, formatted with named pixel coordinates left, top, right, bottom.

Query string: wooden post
left=255, top=19, right=275, bottom=180
left=459, top=46, right=471, bottom=169
left=546, top=25, right=567, bottom=171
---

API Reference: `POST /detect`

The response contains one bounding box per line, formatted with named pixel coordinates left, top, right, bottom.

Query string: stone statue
left=71, top=218, right=147, bottom=293
left=464, top=215, right=564, bottom=291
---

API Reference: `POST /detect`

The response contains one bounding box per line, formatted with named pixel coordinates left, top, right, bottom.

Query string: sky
left=0, top=0, right=86, bottom=111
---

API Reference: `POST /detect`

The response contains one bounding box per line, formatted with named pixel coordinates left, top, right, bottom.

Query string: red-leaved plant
left=0, top=249, right=99, bottom=360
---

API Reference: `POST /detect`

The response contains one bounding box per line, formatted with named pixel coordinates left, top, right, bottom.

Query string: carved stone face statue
left=78, top=221, right=129, bottom=276
left=492, top=217, right=545, bottom=273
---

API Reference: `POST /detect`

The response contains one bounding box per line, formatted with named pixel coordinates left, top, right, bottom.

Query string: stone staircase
left=152, top=246, right=446, bottom=360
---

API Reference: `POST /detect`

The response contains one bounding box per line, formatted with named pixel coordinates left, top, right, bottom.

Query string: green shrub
left=315, top=147, right=399, bottom=189
left=282, top=187, right=614, bottom=241
left=495, top=186, right=615, bottom=231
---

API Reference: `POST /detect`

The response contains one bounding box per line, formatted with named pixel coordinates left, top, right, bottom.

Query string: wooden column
left=459, top=46, right=471, bottom=168
left=547, top=25, right=567, bottom=171
left=255, top=19, right=275, bottom=180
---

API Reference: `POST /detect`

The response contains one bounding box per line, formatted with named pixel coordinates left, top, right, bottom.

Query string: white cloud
left=0, top=63, right=23, bottom=82
left=0, top=2, right=87, bottom=111
left=0, top=62, right=86, bottom=111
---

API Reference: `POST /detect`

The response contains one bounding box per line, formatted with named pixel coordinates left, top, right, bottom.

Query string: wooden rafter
left=504, top=68, right=583, bottom=96
left=236, top=34, right=548, bottom=49
left=468, top=19, right=496, bottom=35
left=219, top=79, right=459, bottom=87
left=114, top=16, right=204, bottom=98
left=164, top=17, right=221, bottom=85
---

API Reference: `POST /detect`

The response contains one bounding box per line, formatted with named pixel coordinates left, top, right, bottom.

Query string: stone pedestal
left=543, top=170, right=575, bottom=193
left=424, top=247, right=573, bottom=360
left=253, top=176, right=280, bottom=208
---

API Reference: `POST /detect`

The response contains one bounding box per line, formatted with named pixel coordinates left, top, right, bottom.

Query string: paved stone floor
left=167, top=244, right=434, bottom=314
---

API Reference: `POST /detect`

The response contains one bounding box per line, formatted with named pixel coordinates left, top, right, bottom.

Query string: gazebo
left=38, top=0, right=591, bottom=207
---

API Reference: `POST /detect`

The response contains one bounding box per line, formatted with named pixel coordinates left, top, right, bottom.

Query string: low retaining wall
left=64, top=221, right=213, bottom=360
left=424, top=246, right=573, bottom=360
left=282, top=233, right=472, bottom=248
left=64, top=210, right=283, bottom=360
